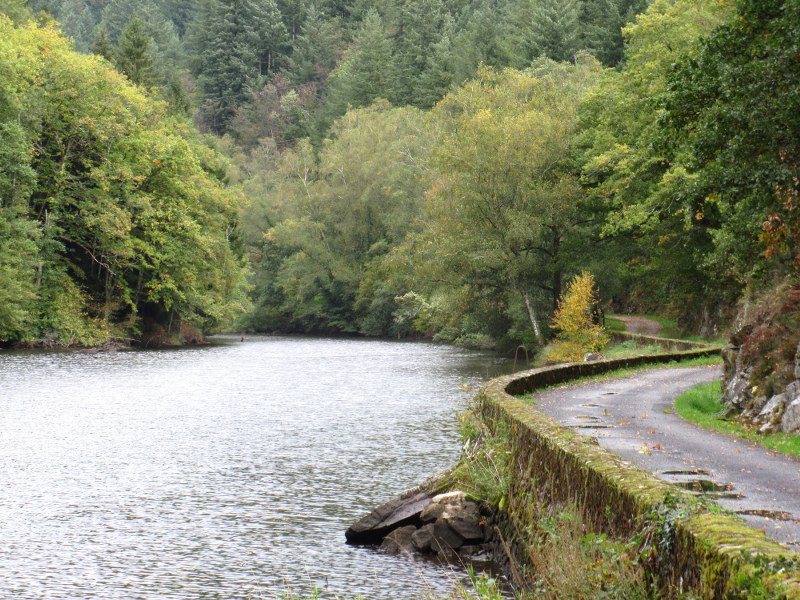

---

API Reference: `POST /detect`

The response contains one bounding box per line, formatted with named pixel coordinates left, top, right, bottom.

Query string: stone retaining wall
left=477, top=346, right=800, bottom=598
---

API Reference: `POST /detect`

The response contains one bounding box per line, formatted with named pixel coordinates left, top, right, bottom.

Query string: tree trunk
left=523, top=291, right=544, bottom=344
left=550, top=227, right=562, bottom=315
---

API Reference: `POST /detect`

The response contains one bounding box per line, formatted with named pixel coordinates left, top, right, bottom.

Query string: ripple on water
left=0, top=337, right=509, bottom=599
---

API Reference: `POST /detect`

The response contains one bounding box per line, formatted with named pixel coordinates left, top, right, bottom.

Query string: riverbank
left=349, top=336, right=800, bottom=597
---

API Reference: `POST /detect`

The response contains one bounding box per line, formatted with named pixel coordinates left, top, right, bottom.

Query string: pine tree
left=277, top=0, right=309, bottom=38
left=449, top=0, right=509, bottom=81
left=416, top=14, right=458, bottom=107
left=287, top=5, right=343, bottom=84
left=253, top=0, right=289, bottom=76
left=389, top=0, right=448, bottom=106
left=91, top=26, right=114, bottom=61
left=509, top=0, right=581, bottom=64
left=323, top=9, right=395, bottom=118
left=114, top=14, right=158, bottom=87
left=57, top=0, right=96, bottom=51
left=196, top=0, right=288, bottom=132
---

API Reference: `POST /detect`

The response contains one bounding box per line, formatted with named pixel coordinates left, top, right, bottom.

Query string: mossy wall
left=478, top=347, right=800, bottom=598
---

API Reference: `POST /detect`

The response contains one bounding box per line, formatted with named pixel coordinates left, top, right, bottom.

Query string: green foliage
left=114, top=14, right=157, bottom=87
left=0, top=0, right=32, bottom=23
left=240, top=102, right=432, bottom=334
left=577, top=0, right=733, bottom=328
left=664, top=0, right=800, bottom=286
left=410, top=60, right=602, bottom=347
left=0, top=17, right=250, bottom=345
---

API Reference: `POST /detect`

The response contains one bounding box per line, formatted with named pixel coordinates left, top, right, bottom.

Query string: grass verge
left=521, top=355, right=722, bottom=400
left=674, top=381, right=800, bottom=459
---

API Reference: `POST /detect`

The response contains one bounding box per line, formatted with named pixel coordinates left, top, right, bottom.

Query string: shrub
left=546, top=272, right=609, bottom=363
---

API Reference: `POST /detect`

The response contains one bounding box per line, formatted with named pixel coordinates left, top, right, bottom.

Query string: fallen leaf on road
left=647, top=428, right=657, bottom=435
left=638, top=444, right=651, bottom=455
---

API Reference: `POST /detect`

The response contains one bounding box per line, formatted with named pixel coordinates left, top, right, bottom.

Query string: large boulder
left=345, top=491, right=431, bottom=544
left=782, top=398, right=800, bottom=433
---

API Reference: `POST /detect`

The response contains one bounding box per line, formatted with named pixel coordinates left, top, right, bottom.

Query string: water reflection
left=0, top=336, right=509, bottom=598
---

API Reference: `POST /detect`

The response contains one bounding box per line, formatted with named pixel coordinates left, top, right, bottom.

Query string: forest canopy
left=1, top=0, right=797, bottom=350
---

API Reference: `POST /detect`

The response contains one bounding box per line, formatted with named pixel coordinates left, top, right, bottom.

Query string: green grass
left=675, top=381, right=800, bottom=459
left=604, top=316, right=627, bottom=333
left=523, top=354, right=722, bottom=399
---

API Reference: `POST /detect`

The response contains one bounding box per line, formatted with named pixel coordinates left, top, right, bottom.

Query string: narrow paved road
left=531, top=366, right=800, bottom=547
left=613, top=315, right=662, bottom=336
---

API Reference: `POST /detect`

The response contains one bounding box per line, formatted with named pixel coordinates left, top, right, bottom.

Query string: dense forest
left=0, top=0, right=797, bottom=352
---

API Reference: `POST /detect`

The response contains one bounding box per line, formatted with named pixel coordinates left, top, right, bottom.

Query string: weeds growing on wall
left=450, top=412, right=512, bottom=507
left=524, top=505, right=652, bottom=599
left=451, top=408, right=654, bottom=599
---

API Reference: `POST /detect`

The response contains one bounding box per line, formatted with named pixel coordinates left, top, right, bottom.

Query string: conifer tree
left=509, top=0, right=581, bottom=64
left=91, top=26, right=113, bottom=61
left=57, top=0, right=96, bottom=51
left=389, top=0, right=448, bottom=106
left=195, top=0, right=288, bottom=133
left=114, top=14, right=158, bottom=87
left=287, top=5, right=343, bottom=84
left=323, top=10, right=395, bottom=119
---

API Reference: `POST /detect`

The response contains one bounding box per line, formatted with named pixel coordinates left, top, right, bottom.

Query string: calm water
left=0, top=336, right=508, bottom=599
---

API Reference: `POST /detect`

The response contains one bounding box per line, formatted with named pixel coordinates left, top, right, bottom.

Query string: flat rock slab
left=345, top=491, right=432, bottom=544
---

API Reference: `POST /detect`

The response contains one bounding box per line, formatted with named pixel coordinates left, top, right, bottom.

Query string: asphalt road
left=531, top=366, right=800, bottom=547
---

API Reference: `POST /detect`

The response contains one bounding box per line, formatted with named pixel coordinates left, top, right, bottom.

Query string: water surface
left=0, top=336, right=507, bottom=598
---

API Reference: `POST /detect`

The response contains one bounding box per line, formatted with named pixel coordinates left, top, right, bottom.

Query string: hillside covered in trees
left=0, top=0, right=797, bottom=356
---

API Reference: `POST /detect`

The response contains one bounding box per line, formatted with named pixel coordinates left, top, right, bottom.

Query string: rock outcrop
left=347, top=490, right=494, bottom=564
left=722, top=285, right=800, bottom=433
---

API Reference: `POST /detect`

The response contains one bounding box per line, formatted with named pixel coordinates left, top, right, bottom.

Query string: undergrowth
left=523, top=504, right=653, bottom=599
left=450, top=410, right=656, bottom=599
left=675, top=381, right=800, bottom=459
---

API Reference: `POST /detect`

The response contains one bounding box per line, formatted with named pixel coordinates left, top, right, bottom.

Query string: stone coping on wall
left=479, top=348, right=800, bottom=598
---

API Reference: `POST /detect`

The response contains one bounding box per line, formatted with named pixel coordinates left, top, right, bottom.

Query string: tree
left=91, top=26, right=113, bottom=60
left=322, top=9, right=395, bottom=123
left=286, top=5, right=343, bottom=85
left=577, top=0, right=732, bottom=327
left=413, top=60, right=602, bottom=346
left=664, top=0, right=800, bottom=285
left=114, top=15, right=158, bottom=87
left=0, top=0, right=33, bottom=23
left=240, top=102, right=432, bottom=334
left=0, top=16, right=250, bottom=344
left=503, top=0, right=581, bottom=66
left=388, top=0, right=449, bottom=106
left=546, top=271, right=608, bottom=362
left=56, top=0, right=95, bottom=51
left=195, top=0, right=288, bottom=133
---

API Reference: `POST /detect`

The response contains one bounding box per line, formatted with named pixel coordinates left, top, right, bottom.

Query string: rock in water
left=411, top=523, right=436, bottom=552
left=380, top=525, right=417, bottom=555
left=345, top=491, right=431, bottom=544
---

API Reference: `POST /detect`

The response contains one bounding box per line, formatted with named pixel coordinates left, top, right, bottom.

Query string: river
left=0, top=336, right=509, bottom=599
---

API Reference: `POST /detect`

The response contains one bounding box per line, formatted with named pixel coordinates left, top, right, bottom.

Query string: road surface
left=531, top=366, right=800, bottom=547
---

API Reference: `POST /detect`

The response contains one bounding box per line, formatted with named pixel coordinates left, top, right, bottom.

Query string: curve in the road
left=613, top=314, right=663, bottom=336
left=531, top=365, right=800, bottom=547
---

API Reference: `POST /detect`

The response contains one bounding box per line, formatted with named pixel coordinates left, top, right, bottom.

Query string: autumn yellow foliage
left=546, top=272, right=609, bottom=363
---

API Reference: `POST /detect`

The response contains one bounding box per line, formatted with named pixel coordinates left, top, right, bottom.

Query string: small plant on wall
left=545, top=272, right=609, bottom=363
